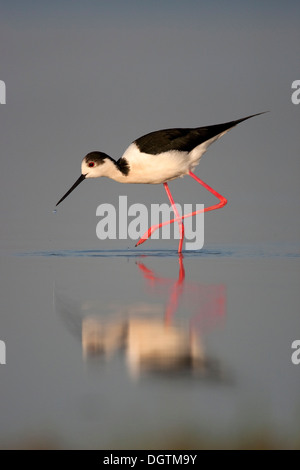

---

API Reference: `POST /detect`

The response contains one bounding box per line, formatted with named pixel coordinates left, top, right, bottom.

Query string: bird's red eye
left=88, top=162, right=95, bottom=168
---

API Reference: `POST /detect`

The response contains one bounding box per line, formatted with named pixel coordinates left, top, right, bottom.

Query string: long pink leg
left=136, top=170, right=227, bottom=251
left=163, top=182, right=185, bottom=253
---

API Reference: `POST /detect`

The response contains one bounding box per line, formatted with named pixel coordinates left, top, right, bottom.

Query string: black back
left=134, top=113, right=264, bottom=155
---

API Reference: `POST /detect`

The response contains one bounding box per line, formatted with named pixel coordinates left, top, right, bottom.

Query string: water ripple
left=14, top=244, right=300, bottom=259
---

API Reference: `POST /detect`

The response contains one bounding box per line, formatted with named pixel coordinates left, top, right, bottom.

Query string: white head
left=81, top=151, right=114, bottom=179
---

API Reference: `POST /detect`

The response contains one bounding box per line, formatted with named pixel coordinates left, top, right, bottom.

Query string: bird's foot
left=135, top=238, right=147, bottom=247
left=135, top=224, right=160, bottom=247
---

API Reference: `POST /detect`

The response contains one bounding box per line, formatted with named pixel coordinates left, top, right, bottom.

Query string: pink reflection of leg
left=136, top=171, right=227, bottom=251
left=137, top=256, right=186, bottom=326
left=165, top=255, right=185, bottom=326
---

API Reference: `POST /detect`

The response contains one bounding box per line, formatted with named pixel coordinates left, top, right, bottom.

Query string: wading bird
left=56, top=113, right=265, bottom=252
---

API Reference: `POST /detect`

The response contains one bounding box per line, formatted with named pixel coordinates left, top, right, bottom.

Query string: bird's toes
left=135, top=224, right=160, bottom=247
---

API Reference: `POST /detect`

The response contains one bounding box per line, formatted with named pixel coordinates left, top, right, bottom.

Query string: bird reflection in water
left=78, top=257, right=226, bottom=379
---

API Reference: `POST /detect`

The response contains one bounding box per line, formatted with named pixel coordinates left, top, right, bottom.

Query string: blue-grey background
left=0, top=0, right=299, bottom=249
left=0, top=0, right=299, bottom=449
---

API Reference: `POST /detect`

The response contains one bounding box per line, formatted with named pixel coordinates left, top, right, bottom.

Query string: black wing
left=134, top=113, right=265, bottom=155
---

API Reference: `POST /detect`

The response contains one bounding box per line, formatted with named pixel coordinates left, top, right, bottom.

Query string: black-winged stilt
left=56, top=112, right=265, bottom=252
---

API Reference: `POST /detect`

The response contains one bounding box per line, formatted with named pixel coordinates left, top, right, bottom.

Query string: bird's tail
left=189, top=112, right=267, bottom=168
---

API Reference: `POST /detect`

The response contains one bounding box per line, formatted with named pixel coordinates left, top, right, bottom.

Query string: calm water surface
left=0, top=244, right=299, bottom=449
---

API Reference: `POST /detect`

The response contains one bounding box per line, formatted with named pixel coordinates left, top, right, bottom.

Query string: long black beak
left=56, top=174, right=86, bottom=207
